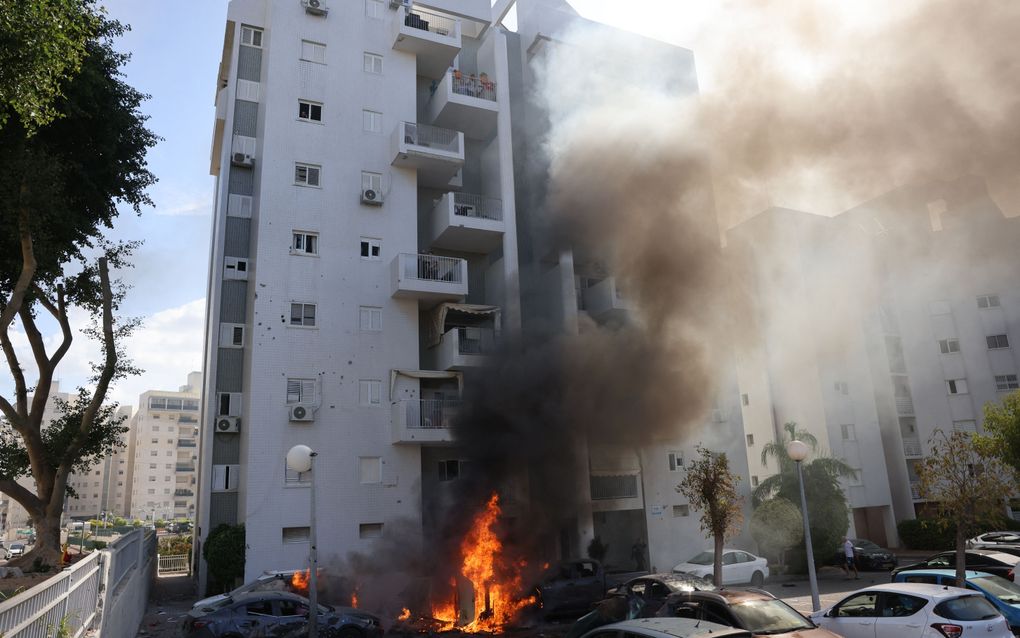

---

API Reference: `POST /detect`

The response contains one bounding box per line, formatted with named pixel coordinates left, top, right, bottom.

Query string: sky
left=5, top=0, right=702, bottom=411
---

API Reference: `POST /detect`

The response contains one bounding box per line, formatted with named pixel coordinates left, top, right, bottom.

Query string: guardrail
left=401, top=254, right=464, bottom=283
left=400, top=122, right=461, bottom=154
left=453, top=193, right=502, bottom=221
left=157, top=554, right=189, bottom=576
left=405, top=399, right=461, bottom=429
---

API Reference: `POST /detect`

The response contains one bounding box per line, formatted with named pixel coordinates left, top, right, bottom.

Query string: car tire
left=750, top=571, right=765, bottom=587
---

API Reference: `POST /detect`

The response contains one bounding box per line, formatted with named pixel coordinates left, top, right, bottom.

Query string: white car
left=671, top=549, right=769, bottom=586
left=810, top=582, right=1011, bottom=638
left=968, top=532, right=1020, bottom=549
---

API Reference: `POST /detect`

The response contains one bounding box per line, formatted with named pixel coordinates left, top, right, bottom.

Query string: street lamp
left=287, top=444, right=319, bottom=638
left=787, top=440, right=820, bottom=612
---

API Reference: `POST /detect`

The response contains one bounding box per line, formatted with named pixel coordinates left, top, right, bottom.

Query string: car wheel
left=750, top=571, right=765, bottom=587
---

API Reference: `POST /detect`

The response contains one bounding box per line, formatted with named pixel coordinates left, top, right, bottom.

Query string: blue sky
left=5, top=0, right=704, bottom=410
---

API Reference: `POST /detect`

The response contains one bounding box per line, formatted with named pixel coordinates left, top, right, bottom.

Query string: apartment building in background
left=728, top=175, right=1020, bottom=546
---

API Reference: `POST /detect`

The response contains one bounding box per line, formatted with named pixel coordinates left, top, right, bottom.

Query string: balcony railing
left=402, top=254, right=465, bottom=284
left=175, top=464, right=195, bottom=473
left=400, top=122, right=461, bottom=154
left=174, top=489, right=194, bottom=497
left=405, top=399, right=461, bottom=429
left=177, top=439, right=196, bottom=448
left=404, top=7, right=458, bottom=38
left=453, top=193, right=502, bottom=221
left=902, top=437, right=922, bottom=457
left=453, top=327, right=494, bottom=355
left=895, top=396, right=915, bottom=415
left=450, top=72, right=496, bottom=102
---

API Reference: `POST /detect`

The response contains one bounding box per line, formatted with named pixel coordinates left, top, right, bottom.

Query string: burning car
left=181, top=591, right=382, bottom=638
left=537, top=559, right=607, bottom=617
left=191, top=569, right=303, bottom=611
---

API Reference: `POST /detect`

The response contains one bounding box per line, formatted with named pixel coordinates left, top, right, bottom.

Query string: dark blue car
left=893, top=569, right=1020, bottom=633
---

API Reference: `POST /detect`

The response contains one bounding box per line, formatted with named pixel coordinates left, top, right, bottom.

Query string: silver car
left=181, top=591, right=382, bottom=638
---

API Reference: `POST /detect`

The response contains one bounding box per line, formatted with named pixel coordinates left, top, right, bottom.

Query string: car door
left=272, top=598, right=309, bottom=636
left=874, top=592, right=929, bottom=638
left=237, top=599, right=275, bottom=635
left=824, top=591, right=880, bottom=638
left=642, top=581, right=674, bottom=617
left=575, top=560, right=604, bottom=607
left=721, top=552, right=740, bottom=585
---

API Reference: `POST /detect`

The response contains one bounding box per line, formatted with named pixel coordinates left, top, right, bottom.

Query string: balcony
left=902, top=437, right=922, bottom=457
left=174, top=489, right=194, bottom=497
left=177, top=439, right=196, bottom=448
left=429, top=192, right=504, bottom=252
left=392, top=399, right=461, bottom=445
left=392, top=6, right=461, bottom=78
left=910, top=481, right=921, bottom=500
left=392, top=253, right=468, bottom=303
left=581, top=278, right=630, bottom=322
left=435, top=327, right=495, bottom=370
left=895, top=395, right=915, bottom=416
left=427, top=70, right=498, bottom=140
left=392, top=122, right=464, bottom=187
left=175, top=464, right=196, bottom=473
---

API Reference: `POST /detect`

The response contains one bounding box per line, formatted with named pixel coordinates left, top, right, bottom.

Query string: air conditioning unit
left=215, top=417, right=240, bottom=433
left=302, top=0, right=328, bottom=15
left=390, top=0, right=411, bottom=9
left=231, top=152, right=254, bottom=167
left=289, top=404, right=315, bottom=422
left=361, top=188, right=384, bottom=206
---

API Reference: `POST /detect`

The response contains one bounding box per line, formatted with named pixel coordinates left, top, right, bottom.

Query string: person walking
left=842, top=537, right=859, bottom=579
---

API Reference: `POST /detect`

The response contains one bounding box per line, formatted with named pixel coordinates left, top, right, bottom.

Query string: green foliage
left=203, top=524, right=246, bottom=594
left=978, top=390, right=1020, bottom=476
left=750, top=498, right=803, bottom=563
left=154, top=519, right=167, bottom=529
left=677, top=446, right=744, bottom=584
left=586, top=536, right=608, bottom=562
left=131, top=519, right=143, bottom=528
left=158, top=535, right=192, bottom=556
left=0, top=0, right=99, bottom=131
left=897, top=519, right=957, bottom=550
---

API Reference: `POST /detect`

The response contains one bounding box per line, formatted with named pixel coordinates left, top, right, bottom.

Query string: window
left=995, top=374, right=1020, bottom=391
left=290, top=303, right=316, bottom=327
left=286, top=378, right=316, bottom=404
left=953, top=420, right=978, bottom=433
left=359, top=379, right=382, bottom=406
left=359, top=306, right=382, bottom=332
left=835, top=592, right=879, bottom=617
left=283, top=527, right=311, bottom=543
left=667, top=452, right=682, bottom=472
left=359, top=457, right=382, bottom=484
left=294, top=163, right=321, bottom=187
left=149, top=476, right=156, bottom=482
left=741, top=393, right=749, bottom=406
left=298, top=100, right=322, bottom=122
left=240, top=25, right=263, bottom=48
left=938, top=338, right=961, bottom=354
left=365, top=0, right=384, bottom=18
left=292, top=231, right=318, bottom=255
left=300, top=40, right=326, bottom=64
left=880, top=593, right=927, bottom=617
left=987, top=334, right=1010, bottom=349
left=150, top=451, right=158, bottom=456
left=363, top=52, right=383, bottom=74
left=285, top=465, right=310, bottom=485
left=361, top=171, right=382, bottom=194
left=745, top=434, right=754, bottom=446
left=847, top=468, right=863, bottom=487
left=977, top=294, right=1001, bottom=309
left=220, top=323, right=245, bottom=347
left=217, top=392, right=242, bottom=416
left=151, top=438, right=159, bottom=444
left=438, top=460, right=461, bottom=481
left=359, top=523, right=383, bottom=539
left=841, top=424, right=856, bottom=441
left=362, top=110, right=382, bottom=133
left=360, top=237, right=381, bottom=260
left=946, top=379, right=969, bottom=395
left=834, top=381, right=849, bottom=395
left=152, top=426, right=160, bottom=432
left=590, top=474, right=639, bottom=500
left=672, top=504, right=689, bottom=517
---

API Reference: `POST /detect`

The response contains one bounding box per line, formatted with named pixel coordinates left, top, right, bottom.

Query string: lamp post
left=787, top=439, right=820, bottom=612
left=287, top=445, right=318, bottom=638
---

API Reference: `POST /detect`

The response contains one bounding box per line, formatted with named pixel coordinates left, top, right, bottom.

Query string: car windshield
left=730, top=599, right=814, bottom=634
left=855, top=541, right=881, bottom=550
left=687, top=551, right=714, bottom=565
left=971, top=576, right=1020, bottom=604
left=986, top=553, right=1020, bottom=565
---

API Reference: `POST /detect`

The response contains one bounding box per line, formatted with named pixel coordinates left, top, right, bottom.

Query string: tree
left=749, top=498, right=803, bottom=566
left=978, top=390, right=1020, bottom=476
left=753, top=422, right=856, bottom=569
left=204, top=524, right=246, bottom=595
left=0, top=14, right=156, bottom=568
left=676, top=446, right=744, bottom=586
left=916, top=429, right=1016, bottom=586
left=0, top=0, right=99, bottom=131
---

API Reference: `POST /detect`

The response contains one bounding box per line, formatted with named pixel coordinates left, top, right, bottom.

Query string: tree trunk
left=8, top=509, right=62, bottom=570
left=713, top=533, right=724, bottom=586
left=955, top=526, right=967, bottom=587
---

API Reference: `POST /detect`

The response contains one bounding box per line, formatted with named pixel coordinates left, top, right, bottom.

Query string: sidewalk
left=136, top=574, right=196, bottom=637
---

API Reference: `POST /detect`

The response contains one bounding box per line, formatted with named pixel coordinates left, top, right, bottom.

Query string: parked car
left=6, top=543, right=26, bottom=559
left=579, top=617, right=752, bottom=638
left=892, top=550, right=1020, bottom=582
left=672, top=550, right=769, bottom=586
left=656, top=587, right=841, bottom=638
left=809, top=582, right=1011, bottom=638
left=893, top=569, right=1020, bottom=633
left=192, top=569, right=301, bottom=610
left=567, top=573, right=715, bottom=637
left=835, top=539, right=898, bottom=570
left=182, top=591, right=382, bottom=638
left=969, top=533, right=1020, bottom=548
left=537, top=559, right=607, bottom=617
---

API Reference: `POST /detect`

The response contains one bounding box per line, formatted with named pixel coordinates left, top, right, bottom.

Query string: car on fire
left=181, top=591, right=382, bottom=638
left=538, top=559, right=607, bottom=617
left=578, top=617, right=752, bottom=638
left=656, top=587, right=842, bottom=638
left=671, top=550, right=769, bottom=586
left=191, top=569, right=301, bottom=610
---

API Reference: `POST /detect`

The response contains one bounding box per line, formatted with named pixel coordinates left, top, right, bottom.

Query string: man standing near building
left=842, top=537, right=859, bottom=579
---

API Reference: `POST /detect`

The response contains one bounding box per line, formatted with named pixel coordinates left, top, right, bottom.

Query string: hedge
left=897, top=518, right=1020, bottom=550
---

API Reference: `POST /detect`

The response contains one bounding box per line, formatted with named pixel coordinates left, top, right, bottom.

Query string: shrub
left=158, top=535, right=192, bottom=556
left=203, top=524, right=245, bottom=595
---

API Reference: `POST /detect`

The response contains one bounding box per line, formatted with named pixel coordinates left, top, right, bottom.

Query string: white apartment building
left=126, top=372, right=202, bottom=521
left=727, top=176, right=1020, bottom=546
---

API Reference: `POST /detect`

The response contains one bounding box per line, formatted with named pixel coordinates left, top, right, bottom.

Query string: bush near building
left=158, top=535, right=192, bottom=556
left=898, top=517, right=1020, bottom=550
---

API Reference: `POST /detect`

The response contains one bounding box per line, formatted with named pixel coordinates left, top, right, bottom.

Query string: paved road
left=764, top=567, right=896, bottom=614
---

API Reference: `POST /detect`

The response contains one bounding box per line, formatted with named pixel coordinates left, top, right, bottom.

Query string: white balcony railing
left=902, top=437, right=922, bottom=457
left=405, top=398, right=461, bottom=429
left=402, top=254, right=464, bottom=284
left=450, top=71, right=496, bottom=102
left=454, top=193, right=502, bottom=221
left=895, top=396, right=915, bottom=415
left=404, top=7, right=459, bottom=39
left=400, top=122, right=462, bottom=154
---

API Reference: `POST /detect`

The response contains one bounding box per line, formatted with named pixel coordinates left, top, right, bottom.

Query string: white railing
left=453, top=193, right=502, bottom=221
left=454, top=327, right=494, bottom=355
left=400, top=122, right=461, bottom=154
left=902, top=437, right=922, bottom=457
left=895, top=396, right=914, bottom=415
left=404, top=7, right=459, bottom=38
left=157, top=554, right=189, bottom=575
left=405, top=399, right=461, bottom=429
left=402, top=254, right=464, bottom=283
left=450, top=71, right=496, bottom=101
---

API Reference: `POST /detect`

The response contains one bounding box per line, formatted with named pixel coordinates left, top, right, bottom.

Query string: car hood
left=672, top=563, right=711, bottom=573
left=191, top=593, right=229, bottom=610
left=759, top=628, right=842, bottom=638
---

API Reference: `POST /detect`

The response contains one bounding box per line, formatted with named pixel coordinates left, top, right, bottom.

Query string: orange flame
left=291, top=569, right=310, bottom=594
left=351, top=589, right=359, bottom=608
left=398, top=608, right=411, bottom=621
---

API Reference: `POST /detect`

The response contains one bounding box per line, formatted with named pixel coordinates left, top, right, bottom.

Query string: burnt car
left=834, top=539, right=898, bottom=571
left=657, top=588, right=842, bottom=638
left=192, top=569, right=301, bottom=610
left=538, top=559, right=607, bottom=617
left=181, top=591, right=382, bottom=638
left=567, top=573, right=714, bottom=638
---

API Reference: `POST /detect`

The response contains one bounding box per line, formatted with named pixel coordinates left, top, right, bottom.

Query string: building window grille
left=589, top=474, right=638, bottom=500
left=995, top=374, right=1019, bottom=391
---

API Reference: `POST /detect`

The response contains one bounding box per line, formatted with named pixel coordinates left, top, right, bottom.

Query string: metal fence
left=453, top=193, right=502, bottom=221
left=402, top=253, right=464, bottom=283
left=405, top=399, right=461, bottom=429
left=158, top=554, right=190, bottom=575
left=401, top=122, right=461, bottom=154
left=451, top=72, right=496, bottom=101
left=405, top=7, right=459, bottom=38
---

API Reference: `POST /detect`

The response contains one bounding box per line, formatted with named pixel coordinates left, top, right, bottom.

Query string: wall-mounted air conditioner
left=231, top=152, right=254, bottom=167
left=215, top=416, right=240, bottom=433
left=361, top=188, right=384, bottom=206
left=302, top=0, right=328, bottom=15
left=289, top=404, right=316, bottom=422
